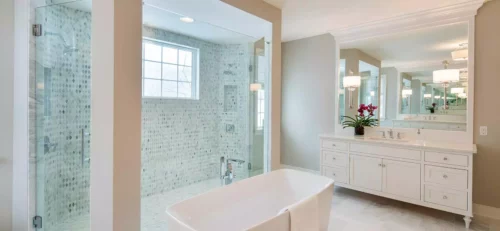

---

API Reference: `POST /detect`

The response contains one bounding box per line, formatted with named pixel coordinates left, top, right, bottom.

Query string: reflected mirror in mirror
left=338, top=22, right=469, bottom=131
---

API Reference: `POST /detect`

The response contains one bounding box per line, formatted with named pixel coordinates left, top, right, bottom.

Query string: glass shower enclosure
left=33, top=1, right=91, bottom=230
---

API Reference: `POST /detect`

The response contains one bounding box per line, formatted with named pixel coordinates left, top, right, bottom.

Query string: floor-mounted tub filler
left=166, top=169, right=335, bottom=231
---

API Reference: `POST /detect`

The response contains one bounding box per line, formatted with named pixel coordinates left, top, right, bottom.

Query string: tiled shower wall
left=30, top=4, right=254, bottom=228
left=141, top=27, right=252, bottom=196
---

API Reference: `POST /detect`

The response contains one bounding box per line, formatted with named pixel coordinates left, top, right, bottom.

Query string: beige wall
left=221, top=0, right=282, bottom=170
left=473, top=0, right=500, bottom=209
left=281, top=34, right=337, bottom=170
left=0, top=0, right=14, bottom=229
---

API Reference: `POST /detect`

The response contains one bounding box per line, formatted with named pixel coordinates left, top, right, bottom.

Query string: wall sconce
left=452, top=43, right=468, bottom=61
left=423, top=94, right=432, bottom=98
left=433, top=60, right=459, bottom=109
left=344, top=70, right=361, bottom=109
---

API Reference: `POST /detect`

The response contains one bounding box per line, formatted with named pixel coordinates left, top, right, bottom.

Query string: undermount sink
left=367, top=137, right=411, bottom=143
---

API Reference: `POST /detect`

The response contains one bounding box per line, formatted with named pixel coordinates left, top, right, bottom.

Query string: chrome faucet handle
left=397, top=132, right=402, bottom=139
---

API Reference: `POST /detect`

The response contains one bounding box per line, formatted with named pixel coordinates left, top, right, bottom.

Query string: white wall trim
left=474, top=203, right=500, bottom=220
left=12, top=0, right=30, bottom=230
left=280, top=164, right=320, bottom=175
left=329, top=0, right=484, bottom=44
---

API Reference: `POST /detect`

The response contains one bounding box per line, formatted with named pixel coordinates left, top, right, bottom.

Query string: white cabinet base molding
left=320, top=135, right=476, bottom=228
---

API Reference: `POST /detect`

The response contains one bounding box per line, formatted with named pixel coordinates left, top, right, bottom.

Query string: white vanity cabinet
left=320, top=135, right=476, bottom=228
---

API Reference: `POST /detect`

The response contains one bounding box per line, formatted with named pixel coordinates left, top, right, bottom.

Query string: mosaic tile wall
left=141, top=27, right=253, bottom=196
left=29, top=6, right=255, bottom=229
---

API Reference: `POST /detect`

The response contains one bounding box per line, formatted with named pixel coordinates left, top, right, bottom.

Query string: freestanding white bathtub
left=166, top=169, right=334, bottom=231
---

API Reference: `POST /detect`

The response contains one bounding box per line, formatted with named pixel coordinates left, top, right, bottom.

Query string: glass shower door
left=34, top=2, right=91, bottom=230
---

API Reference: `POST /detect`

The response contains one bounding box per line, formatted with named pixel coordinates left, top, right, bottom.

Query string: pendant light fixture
left=343, top=70, right=361, bottom=109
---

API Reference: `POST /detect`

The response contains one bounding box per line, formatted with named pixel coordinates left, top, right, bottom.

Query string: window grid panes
left=142, top=39, right=198, bottom=99
left=257, top=90, right=265, bottom=130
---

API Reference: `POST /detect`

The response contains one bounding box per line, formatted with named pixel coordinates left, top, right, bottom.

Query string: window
left=256, top=90, right=265, bottom=130
left=142, top=39, right=198, bottom=99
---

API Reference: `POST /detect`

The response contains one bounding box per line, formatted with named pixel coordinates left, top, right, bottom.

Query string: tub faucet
left=222, top=158, right=245, bottom=185
left=388, top=129, right=394, bottom=139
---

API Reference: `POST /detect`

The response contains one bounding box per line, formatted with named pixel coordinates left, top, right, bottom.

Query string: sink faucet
left=221, top=157, right=245, bottom=185
left=377, top=130, right=386, bottom=139
left=388, top=129, right=394, bottom=139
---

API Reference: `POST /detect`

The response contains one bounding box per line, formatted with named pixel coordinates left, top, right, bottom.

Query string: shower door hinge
left=33, top=215, right=42, bottom=229
left=32, top=24, right=42, bottom=37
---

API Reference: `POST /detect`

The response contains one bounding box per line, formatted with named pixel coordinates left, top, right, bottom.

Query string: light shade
left=343, top=76, right=361, bottom=89
left=433, top=69, right=460, bottom=84
left=424, top=94, right=432, bottom=98
left=451, top=87, right=465, bottom=94
left=370, top=91, right=375, bottom=96
left=452, top=49, right=468, bottom=61
left=402, top=89, right=413, bottom=96
left=250, top=83, right=263, bottom=92
left=458, top=93, right=467, bottom=98
left=180, top=17, right=195, bottom=23
left=434, top=96, right=441, bottom=99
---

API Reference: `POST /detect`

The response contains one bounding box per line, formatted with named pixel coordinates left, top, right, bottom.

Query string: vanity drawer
left=322, top=166, right=348, bottom=184
left=322, top=151, right=348, bottom=167
left=424, top=185, right=467, bottom=210
left=321, top=139, right=348, bottom=151
left=424, top=165, right=468, bottom=190
left=425, top=151, right=468, bottom=167
left=350, top=143, right=421, bottom=161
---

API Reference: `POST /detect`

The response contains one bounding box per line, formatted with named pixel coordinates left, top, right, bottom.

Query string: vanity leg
left=464, top=216, right=472, bottom=229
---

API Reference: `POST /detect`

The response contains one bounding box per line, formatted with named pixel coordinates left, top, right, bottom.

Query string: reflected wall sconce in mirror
left=402, top=88, right=413, bottom=111
left=424, top=93, right=432, bottom=104
left=452, top=43, right=468, bottom=61
left=344, top=70, right=361, bottom=109
left=433, top=60, right=459, bottom=109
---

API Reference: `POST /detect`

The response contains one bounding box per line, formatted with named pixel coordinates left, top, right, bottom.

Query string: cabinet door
left=350, top=155, right=382, bottom=191
left=382, top=159, right=421, bottom=200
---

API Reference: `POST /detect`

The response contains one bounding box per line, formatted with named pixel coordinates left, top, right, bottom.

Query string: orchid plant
left=342, top=104, right=379, bottom=135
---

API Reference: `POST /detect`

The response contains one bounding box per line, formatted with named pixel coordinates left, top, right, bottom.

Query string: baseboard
left=474, top=203, right=500, bottom=220
left=280, top=164, right=320, bottom=175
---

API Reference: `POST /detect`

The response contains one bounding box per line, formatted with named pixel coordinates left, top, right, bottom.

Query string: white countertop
left=393, top=119, right=466, bottom=124
left=319, top=134, right=477, bottom=154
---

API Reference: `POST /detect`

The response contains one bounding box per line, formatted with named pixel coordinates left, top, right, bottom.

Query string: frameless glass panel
left=34, top=1, right=92, bottom=230
left=141, top=4, right=271, bottom=231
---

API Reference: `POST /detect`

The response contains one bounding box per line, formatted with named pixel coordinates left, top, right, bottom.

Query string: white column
left=91, top=0, right=142, bottom=230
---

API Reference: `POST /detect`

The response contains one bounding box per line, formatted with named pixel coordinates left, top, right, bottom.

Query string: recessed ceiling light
left=180, top=17, right=194, bottom=23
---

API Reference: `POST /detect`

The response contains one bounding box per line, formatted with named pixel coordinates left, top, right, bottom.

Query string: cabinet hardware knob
left=333, top=174, right=336, bottom=176
left=332, top=157, right=336, bottom=160
left=332, top=144, right=336, bottom=147
left=443, top=157, right=448, bottom=161
left=443, top=196, right=448, bottom=200
left=443, top=175, right=448, bottom=179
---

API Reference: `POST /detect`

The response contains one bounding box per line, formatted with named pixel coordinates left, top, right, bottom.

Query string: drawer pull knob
left=332, top=157, right=336, bottom=160
left=443, top=175, right=448, bottom=179
left=443, top=196, right=448, bottom=200
left=443, top=157, right=448, bottom=161
left=332, top=144, right=336, bottom=147
left=333, top=174, right=336, bottom=176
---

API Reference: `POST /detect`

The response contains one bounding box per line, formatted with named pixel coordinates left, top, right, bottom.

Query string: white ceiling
left=341, top=22, right=469, bottom=68
left=264, top=0, right=472, bottom=42
left=59, top=0, right=271, bottom=44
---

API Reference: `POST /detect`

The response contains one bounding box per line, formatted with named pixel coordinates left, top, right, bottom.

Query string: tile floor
left=52, top=176, right=500, bottom=231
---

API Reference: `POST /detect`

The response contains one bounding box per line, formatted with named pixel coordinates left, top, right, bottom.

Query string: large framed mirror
left=335, top=20, right=474, bottom=140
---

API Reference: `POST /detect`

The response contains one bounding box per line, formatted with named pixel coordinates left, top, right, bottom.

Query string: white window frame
left=142, top=38, right=199, bottom=99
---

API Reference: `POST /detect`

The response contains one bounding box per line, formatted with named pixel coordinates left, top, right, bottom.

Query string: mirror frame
left=330, top=0, right=484, bottom=143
